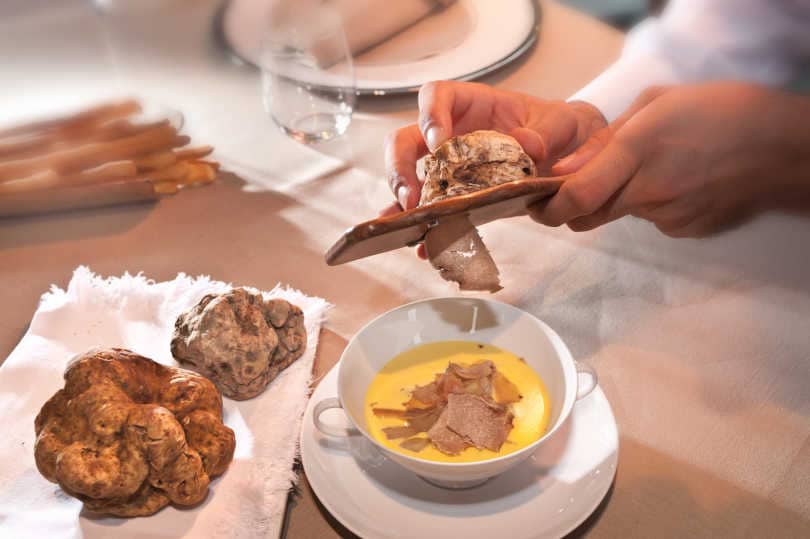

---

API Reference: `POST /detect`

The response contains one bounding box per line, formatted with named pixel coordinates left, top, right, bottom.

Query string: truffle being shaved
left=420, top=130, right=537, bottom=205
left=420, top=130, right=536, bottom=292
left=34, top=348, right=235, bottom=517
left=171, top=288, right=307, bottom=400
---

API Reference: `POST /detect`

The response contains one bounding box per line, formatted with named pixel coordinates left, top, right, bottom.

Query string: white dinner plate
left=300, top=362, right=619, bottom=539
left=218, top=0, right=539, bottom=95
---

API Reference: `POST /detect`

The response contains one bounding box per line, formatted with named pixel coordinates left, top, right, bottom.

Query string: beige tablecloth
left=1, top=1, right=808, bottom=538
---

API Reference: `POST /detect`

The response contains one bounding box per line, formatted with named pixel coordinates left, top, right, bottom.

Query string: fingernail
left=397, top=185, right=410, bottom=209
left=425, top=126, right=443, bottom=151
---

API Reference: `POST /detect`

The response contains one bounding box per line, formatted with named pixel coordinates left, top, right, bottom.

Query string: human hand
left=529, top=82, right=810, bottom=237
left=382, top=80, right=607, bottom=213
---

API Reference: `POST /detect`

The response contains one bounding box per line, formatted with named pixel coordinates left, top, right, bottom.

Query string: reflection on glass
left=260, top=1, right=356, bottom=143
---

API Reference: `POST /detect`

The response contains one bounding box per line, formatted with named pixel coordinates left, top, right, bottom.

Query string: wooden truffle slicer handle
left=325, top=177, right=564, bottom=266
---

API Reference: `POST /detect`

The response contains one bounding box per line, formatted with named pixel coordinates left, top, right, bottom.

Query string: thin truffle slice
left=424, top=214, right=502, bottom=293
left=381, top=360, right=522, bottom=456
left=444, top=393, right=514, bottom=452
left=404, top=406, right=443, bottom=433
left=408, top=381, right=441, bottom=407
left=383, top=425, right=419, bottom=440
left=493, top=371, right=521, bottom=404
left=448, top=360, right=494, bottom=380
left=427, top=407, right=469, bottom=455
left=399, top=437, right=431, bottom=453
left=372, top=407, right=408, bottom=419
left=436, top=370, right=465, bottom=399
left=461, top=376, right=491, bottom=398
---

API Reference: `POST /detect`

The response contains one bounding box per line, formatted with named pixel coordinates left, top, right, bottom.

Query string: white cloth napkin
left=335, top=0, right=456, bottom=56
left=0, top=266, right=330, bottom=539
left=226, top=0, right=455, bottom=60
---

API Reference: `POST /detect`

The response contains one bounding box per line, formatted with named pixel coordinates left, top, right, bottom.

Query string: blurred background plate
left=219, top=0, right=539, bottom=95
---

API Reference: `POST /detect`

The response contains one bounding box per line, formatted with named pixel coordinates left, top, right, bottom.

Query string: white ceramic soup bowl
left=313, top=297, right=596, bottom=488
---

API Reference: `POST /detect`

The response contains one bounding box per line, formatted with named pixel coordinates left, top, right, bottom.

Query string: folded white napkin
left=0, top=266, right=330, bottom=539
left=227, top=0, right=456, bottom=59
left=335, top=0, right=456, bottom=56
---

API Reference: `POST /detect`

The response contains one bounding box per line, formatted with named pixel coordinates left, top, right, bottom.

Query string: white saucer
left=300, top=363, right=619, bottom=539
left=219, top=0, right=539, bottom=95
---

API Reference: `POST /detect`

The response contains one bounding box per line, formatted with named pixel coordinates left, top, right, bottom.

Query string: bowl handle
left=575, top=361, right=598, bottom=400
left=313, top=397, right=352, bottom=437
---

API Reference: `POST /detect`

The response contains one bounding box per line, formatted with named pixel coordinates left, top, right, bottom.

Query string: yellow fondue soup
left=364, top=341, right=550, bottom=463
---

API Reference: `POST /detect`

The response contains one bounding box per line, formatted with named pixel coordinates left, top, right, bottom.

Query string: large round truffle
left=34, top=348, right=235, bottom=517
left=171, top=288, right=307, bottom=400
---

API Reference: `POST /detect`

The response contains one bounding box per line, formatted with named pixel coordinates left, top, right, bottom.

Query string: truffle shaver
left=325, top=177, right=563, bottom=266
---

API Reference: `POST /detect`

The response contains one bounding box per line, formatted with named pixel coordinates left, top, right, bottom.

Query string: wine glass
left=260, top=1, right=356, bottom=143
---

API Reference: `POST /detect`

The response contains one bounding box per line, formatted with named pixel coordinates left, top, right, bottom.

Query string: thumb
left=551, top=127, right=612, bottom=175
left=509, top=128, right=546, bottom=164
left=510, top=105, right=579, bottom=165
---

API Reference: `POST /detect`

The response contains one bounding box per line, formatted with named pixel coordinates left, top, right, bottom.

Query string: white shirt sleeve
left=571, top=0, right=810, bottom=121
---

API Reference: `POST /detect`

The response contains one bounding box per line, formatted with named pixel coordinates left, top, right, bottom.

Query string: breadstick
left=147, top=161, right=189, bottom=182
left=194, top=159, right=220, bottom=171
left=142, top=161, right=217, bottom=193
left=0, top=161, right=139, bottom=195
left=173, top=145, right=213, bottom=160
left=0, top=119, right=171, bottom=163
left=64, top=161, right=138, bottom=186
left=134, top=150, right=177, bottom=171
left=0, top=99, right=221, bottom=206
left=0, top=100, right=141, bottom=139
left=0, top=125, right=186, bottom=182
left=0, top=133, right=45, bottom=160
left=83, top=119, right=170, bottom=142
left=181, top=162, right=217, bottom=185
left=0, top=170, right=60, bottom=195
left=151, top=180, right=180, bottom=195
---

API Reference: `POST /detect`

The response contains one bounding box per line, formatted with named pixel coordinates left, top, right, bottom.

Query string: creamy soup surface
left=364, top=341, right=551, bottom=463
